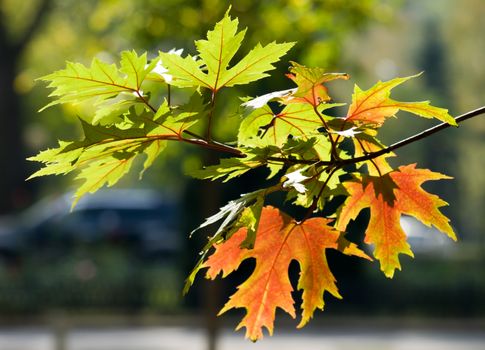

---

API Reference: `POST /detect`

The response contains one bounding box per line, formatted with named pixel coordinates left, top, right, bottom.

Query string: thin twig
left=347, top=105, right=485, bottom=165
left=206, top=91, right=217, bottom=141
left=136, top=91, right=157, bottom=113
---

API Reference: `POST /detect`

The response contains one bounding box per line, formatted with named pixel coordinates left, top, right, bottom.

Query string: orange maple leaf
left=336, top=163, right=456, bottom=277
left=202, top=206, right=369, bottom=341
left=345, top=75, right=456, bottom=127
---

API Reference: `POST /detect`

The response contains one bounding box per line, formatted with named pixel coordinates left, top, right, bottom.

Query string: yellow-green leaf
left=39, top=50, right=157, bottom=124
left=160, top=10, right=294, bottom=91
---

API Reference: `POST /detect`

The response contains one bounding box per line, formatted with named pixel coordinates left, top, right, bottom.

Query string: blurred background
left=0, top=0, right=483, bottom=349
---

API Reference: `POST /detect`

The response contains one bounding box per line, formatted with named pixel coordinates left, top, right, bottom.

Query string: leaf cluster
left=32, top=9, right=460, bottom=341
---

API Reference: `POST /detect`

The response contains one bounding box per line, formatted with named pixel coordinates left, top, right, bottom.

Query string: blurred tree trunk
left=199, top=153, right=223, bottom=350
left=0, top=0, right=51, bottom=213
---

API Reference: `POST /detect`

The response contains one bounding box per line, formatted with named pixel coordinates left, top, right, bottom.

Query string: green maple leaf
left=28, top=115, right=165, bottom=206
left=188, top=138, right=314, bottom=182
left=29, top=95, right=207, bottom=206
left=39, top=50, right=158, bottom=124
left=238, top=103, right=341, bottom=152
left=159, top=9, right=294, bottom=92
left=289, top=167, right=347, bottom=210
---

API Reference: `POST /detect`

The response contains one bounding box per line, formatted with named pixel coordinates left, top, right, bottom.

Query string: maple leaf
left=336, top=164, right=456, bottom=277
left=286, top=62, right=349, bottom=106
left=29, top=96, right=207, bottom=206
left=238, top=103, right=342, bottom=148
left=159, top=9, right=294, bottom=92
left=39, top=50, right=158, bottom=124
left=28, top=116, right=163, bottom=206
left=202, top=206, right=369, bottom=341
left=345, top=74, right=457, bottom=127
left=187, top=138, right=317, bottom=182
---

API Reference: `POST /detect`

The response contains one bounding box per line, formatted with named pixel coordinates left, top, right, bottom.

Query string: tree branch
left=265, top=106, right=485, bottom=167
left=182, top=130, right=245, bottom=157
left=173, top=106, right=484, bottom=168
left=346, top=105, right=485, bottom=166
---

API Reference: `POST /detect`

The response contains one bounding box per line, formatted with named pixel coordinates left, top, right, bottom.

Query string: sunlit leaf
left=238, top=103, right=342, bottom=148
left=29, top=96, right=207, bottom=205
left=39, top=50, right=158, bottom=124
left=287, top=62, right=349, bottom=106
left=336, top=164, right=456, bottom=277
left=345, top=74, right=457, bottom=127
left=160, top=10, right=294, bottom=91
left=203, top=206, right=369, bottom=340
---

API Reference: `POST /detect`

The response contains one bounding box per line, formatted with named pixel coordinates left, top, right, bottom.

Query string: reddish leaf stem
left=182, top=130, right=244, bottom=156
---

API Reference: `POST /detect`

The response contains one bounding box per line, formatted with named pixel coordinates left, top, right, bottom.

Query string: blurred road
left=0, top=322, right=484, bottom=350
